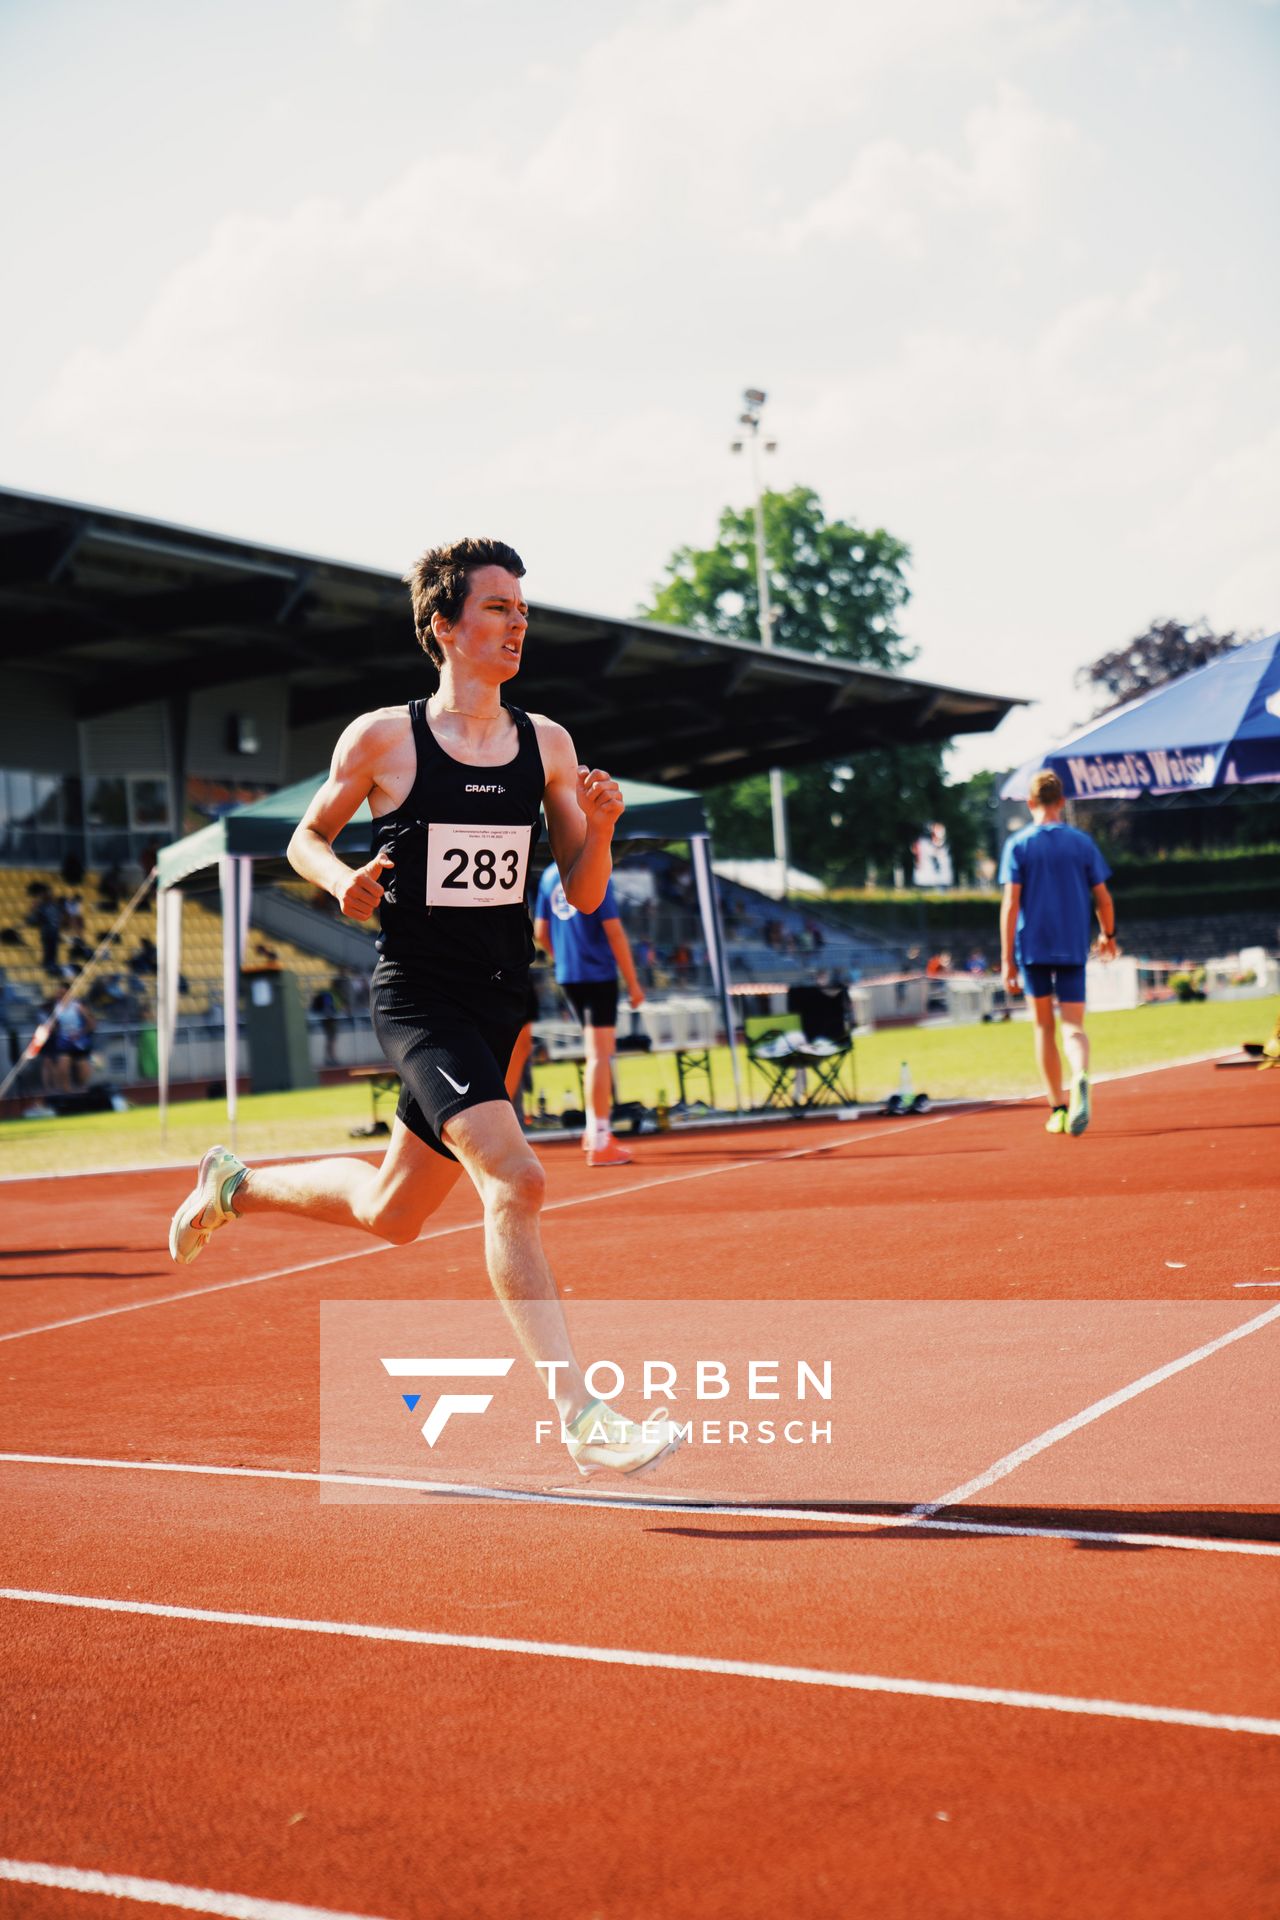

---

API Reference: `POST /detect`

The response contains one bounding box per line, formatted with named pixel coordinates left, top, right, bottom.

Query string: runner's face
left=447, top=566, right=529, bottom=681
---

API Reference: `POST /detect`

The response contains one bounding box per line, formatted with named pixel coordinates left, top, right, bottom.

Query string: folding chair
left=747, top=985, right=856, bottom=1110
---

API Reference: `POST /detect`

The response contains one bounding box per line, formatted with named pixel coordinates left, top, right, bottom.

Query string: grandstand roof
left=0, top=486, right=1024, bottom=785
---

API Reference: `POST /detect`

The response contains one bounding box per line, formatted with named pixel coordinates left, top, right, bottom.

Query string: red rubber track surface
left=1, top=1061, right=1277, bottom=1920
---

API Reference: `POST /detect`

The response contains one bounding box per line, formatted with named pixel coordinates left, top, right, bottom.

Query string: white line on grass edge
left=0, top=1859, right=388, bottom=1920
left=2, top=1450, right=1278, bottom=1559
left=0, top=1044, right=1244, bottom=1187
left=0, top=1111, right=952, bottom=1346
left=3, top=1586, right=1278, bottom=1739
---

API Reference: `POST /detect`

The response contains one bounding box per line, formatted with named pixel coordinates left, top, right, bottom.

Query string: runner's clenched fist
left=576, top=766, right=624, bottom=832
left=337, top=848, right=393, bottom=920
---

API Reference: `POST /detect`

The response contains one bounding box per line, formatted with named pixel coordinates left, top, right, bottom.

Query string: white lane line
left=4, top=1586, right=1277, bottom=1738
left=912, top=1302, right=1280, bottom=1517
left=0, top=1112, right=952, bottom=1347
left=1, top=1040, right=1242, bottom=1188
left=1236, top=1281, right=1280, bottom=1289
left=0, top=1859, right=388, bottom=1920
left=3, top=1450, right=1279, bottom=1558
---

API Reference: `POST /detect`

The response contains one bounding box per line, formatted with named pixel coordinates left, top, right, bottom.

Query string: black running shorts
left=370, top=963, right=526, bottom=1160
left=562, top=978, right=619, bottom=1028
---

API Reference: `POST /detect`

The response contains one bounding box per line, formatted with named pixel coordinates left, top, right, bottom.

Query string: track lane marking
left=912, top=1301, right=1280, bottom=1516
left=2, top=1450, right=1278, bottom=1557
left=0, top=1113, right=951, bottom=1346
left=4, top=1586, right=1278, bottom=1738
left=0, top=1042, right=1243, bottom=1187
left=0, top=1859, right=388, bottom=1920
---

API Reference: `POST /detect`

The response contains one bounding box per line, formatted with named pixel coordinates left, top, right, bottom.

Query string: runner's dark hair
left=404, top=537, right=526, bottom=667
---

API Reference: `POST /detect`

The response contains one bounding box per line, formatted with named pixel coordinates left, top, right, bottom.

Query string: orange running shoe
left=587, top=1138, right=633, bottom=1168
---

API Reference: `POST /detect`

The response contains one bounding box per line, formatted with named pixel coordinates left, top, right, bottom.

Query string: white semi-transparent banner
left=318, top=1298, right=1280, bottom=1518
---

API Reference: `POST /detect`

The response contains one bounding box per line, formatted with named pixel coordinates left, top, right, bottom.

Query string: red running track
left=0, top=1059, right=1277, bottom=1919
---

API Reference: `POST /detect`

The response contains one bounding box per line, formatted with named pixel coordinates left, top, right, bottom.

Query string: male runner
left=168, top=537, right=679, bottom=1478
left=534, top=858, right=645, bottom=1168
left=999, top=769, right=1116, bottom=1134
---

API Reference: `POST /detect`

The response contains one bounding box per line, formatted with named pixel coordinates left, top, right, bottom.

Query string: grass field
left=2, top=995, right=1274, bottom=1179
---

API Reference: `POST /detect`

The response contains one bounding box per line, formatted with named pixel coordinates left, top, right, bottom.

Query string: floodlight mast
left=731, top=387, right=790, bottom=901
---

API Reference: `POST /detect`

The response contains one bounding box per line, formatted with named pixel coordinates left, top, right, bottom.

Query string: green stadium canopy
left=156, top=772, right=708, bottom=890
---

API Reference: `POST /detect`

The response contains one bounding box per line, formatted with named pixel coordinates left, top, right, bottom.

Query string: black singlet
left=371, top=699, right=545, bottom=989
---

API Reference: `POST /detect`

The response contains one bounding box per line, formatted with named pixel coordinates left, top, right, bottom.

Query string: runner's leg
left=233, top=1120, right=462, bottom=1242
left=1029, top=994, right=1066, bottom=1106
left=584, top=1025, right=616, bottom=1144
left=443, top=1098, right=588, bottom=1424
left=1059, top=1001, right=1089, bottom=1080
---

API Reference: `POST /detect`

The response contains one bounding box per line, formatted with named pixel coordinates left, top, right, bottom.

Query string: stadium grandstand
left=0, top=485, right=1022, bottom=1103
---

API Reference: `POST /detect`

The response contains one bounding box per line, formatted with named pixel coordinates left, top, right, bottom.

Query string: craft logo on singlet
left=464, top=783, right=505, bottom=794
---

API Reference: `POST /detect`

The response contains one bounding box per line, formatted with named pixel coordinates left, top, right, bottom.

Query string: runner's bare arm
left=533, top=715, right=622, bottom=912
left=288, top=713, right=401, bottom=920
left=1000, top=882, right=1021, bottom=991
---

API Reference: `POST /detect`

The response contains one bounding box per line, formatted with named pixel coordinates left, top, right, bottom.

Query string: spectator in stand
left=61, top=849, right=85, bottom=887
left=29, top=894, right=64, bottom=971
left=98, top=865, right=123, bottom=912
left=0, top=968, right=21, bottom=1074
left=130, top=936, right=158, bottom=978
left=53, top=998, right=96, bottom=1090
left=966, top=949, right=988, bottom=974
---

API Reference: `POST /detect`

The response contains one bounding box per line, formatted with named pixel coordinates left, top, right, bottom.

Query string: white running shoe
left=168, top=1145, right=247, bottom=1266
left=564, top=1399, right=683, bottom=1478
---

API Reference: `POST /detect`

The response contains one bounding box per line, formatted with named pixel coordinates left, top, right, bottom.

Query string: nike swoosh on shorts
left=435, top=1065, right=471, bottom=1096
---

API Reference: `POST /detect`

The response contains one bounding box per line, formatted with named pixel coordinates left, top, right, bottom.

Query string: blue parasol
left=1002, top=631, right=1280, bottom=800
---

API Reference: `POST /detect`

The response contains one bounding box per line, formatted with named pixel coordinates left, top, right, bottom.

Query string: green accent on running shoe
left=1045, top=1107, right=1068, bottom=1134
left=220, top=1165, right=248, bottom=1214
left=567, top=1397, right=608, bottom=1438
left=1067, top=1075, right=1091, bottom=1135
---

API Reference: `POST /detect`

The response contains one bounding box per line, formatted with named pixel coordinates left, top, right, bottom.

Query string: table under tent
left=154, top=774, right=741, bottom=1140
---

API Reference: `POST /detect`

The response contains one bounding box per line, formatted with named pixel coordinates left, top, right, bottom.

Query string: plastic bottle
left=656, top=1087, right=671, bottom=1132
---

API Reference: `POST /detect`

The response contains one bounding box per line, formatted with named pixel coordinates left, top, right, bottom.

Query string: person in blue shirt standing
left=534, top=860, right=644, bottom=1167
left=999, top=769, right=1117, bottom=1135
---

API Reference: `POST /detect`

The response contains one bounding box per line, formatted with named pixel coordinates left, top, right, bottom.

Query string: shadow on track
left=647, top=1504, right=1280, bottom=1550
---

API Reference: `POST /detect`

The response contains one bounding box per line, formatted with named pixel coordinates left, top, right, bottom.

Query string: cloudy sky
left=2, top=0, right=1276, bottom=777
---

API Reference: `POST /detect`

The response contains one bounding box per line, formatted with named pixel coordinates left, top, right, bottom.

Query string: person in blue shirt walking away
left=999, top=769, right=1117, bottom=1135
left=534, top=861, right=645, bottom=1167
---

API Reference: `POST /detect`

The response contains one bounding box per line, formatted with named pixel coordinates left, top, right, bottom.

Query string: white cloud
left=10, top=0, right=1275, bottom=763
left=786, top=86, right=1085, bottom=256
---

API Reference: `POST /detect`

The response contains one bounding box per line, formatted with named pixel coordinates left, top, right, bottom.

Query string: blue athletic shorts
left=1020, top=962, right=1086, bottom=1004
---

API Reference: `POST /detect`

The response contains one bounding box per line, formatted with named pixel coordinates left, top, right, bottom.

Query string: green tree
left=642, top=487, right=974, bottom=885
left=646, top=485, right=912, bottom=668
